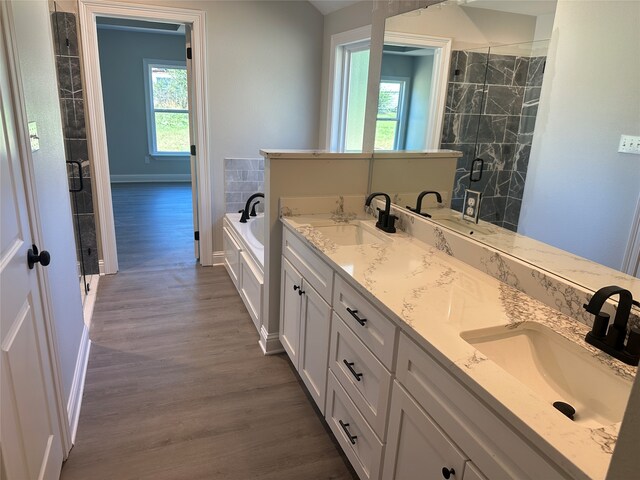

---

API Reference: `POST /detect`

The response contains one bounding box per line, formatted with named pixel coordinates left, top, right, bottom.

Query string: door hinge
left=186, top=47, right=192, bottom=59
left=190, top=145, right=196, bottom=156
left=194, top=231, right=200, bottom=241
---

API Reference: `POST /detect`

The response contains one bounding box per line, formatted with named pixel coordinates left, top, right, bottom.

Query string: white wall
left=519, top=0, right=640, bottom=271
left=385, top=4, right=537, bottom=51
left=11, top=0, right=85, bottom=407
left=97, top=28, right=190, bottom=178
left=405, top=54, right=433, bottom=150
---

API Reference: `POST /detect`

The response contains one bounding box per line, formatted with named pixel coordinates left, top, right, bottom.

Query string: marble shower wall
left=441, top=49, right=546, bottom=231
left=52, top=11, right=99, bottom=275
left=224, top=158, right=265, bottom=213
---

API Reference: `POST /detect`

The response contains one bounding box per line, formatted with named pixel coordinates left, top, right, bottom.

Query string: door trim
left=1, top=0, right=71, bottom=455
left=383, top=31, right=452, bottom=150
left=78, top=0, right=213, bottom=272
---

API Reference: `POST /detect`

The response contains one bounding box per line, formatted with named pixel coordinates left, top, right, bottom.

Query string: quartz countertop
left=281, top=213, right=637, bottom=480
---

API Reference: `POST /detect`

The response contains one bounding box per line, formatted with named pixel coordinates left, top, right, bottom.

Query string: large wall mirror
left=366, top=0, right=640, bottom=296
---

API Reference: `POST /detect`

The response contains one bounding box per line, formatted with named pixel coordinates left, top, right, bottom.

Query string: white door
left=185, top=24, right=199, bottom=259
left=280, top=258, right=303, bottom=365
left=298, top=280, right=331, bottom=413
left=0, top=8, right=65, bottom=478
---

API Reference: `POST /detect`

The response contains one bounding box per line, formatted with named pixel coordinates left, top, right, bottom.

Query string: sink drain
left=553, top=401, right=576, bottom=420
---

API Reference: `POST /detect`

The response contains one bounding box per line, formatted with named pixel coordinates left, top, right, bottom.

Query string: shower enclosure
left=441, top=39, right=549, bottom=231
left=51, top=4, right=99, bottom=299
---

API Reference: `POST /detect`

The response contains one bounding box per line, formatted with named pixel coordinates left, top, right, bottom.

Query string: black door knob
left=27, top=244, right=51, bottom=269
left=442, top=467, right=455, bottom=479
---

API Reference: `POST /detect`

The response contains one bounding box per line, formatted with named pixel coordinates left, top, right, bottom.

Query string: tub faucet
left=240, top=193, right=264, bottom=223
left=365, top=192, right=396, bottom=233
left=407, top=190, right=443, bottom=218
left=583, top=285, right=640, bottom=366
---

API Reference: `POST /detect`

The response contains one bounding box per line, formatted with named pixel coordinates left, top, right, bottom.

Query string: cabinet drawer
left=222, top=224, right=241, bottom=287
left=396, top=334, right=566, bottom=480
left=282, top=228, right=333, bottom=303
left=239, top=251, right=263, bottom=331
left=382, top=381, right=468, bottom=480
left=464, top=462, right=488, bottom=480
left=329, top=313, right=392, bottom=439
left=326, top=371, right=384, bottom=480
left=333, top=275, right=397, bottom=370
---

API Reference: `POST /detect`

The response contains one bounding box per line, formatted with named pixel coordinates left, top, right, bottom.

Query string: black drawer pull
left=293, top=285, right=305, bottom=295
left=346, top=307, right=367, bottom=326
left=339, top=420, right=357, bottom=445
left=343, top=360, right=363, bottom=381
left=442, top=467, right=456, bottom=479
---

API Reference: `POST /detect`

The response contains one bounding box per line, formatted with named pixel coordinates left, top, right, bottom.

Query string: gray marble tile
left=479, top=195, right=507, bottom=224
left=61, top=99, right=86, bottom=139
left=513, top=56, right=529, bottom=86
left=452, top=114, right=507, bottom=144
left=450, top=83, right=485, bottom=115
left=504, top=115, right=520, bottom=144
left=508, top=170, right=527, bottom=199
left=485, top=54, right=516, bottom=86
left=514, top=143, right=531, bottom=172
left=51, top=12, right=78, bottom=57
left=504, top=197, right=523, bottom=225
left=527, top=56, right=546, bottom=87
left=464, top=51, right=489, bottom=84
left=441, top=113, right=455, bottom=143
left=517, top=115, right=537, bottom=145
left=484, top=85, right=524, bottom=115
left=78, top=213, right=99, bottom=274
left=244, top=170, right=264, bottom=182
left=502, top=221, right=518, bottom=232
left=224, top=170, right=242, bottom=182
left=522, top=86, right=541, bottom=116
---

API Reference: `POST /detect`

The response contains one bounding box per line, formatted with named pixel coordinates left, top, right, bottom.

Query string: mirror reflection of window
left=342, top=47, right=370, bottom=151
left=375, top=79, right=406, bottom=150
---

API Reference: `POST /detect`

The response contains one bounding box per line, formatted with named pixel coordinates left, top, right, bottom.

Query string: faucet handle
left=591, top=312, right=610, bottom=338
left=626, top=328, right=640, bottom=357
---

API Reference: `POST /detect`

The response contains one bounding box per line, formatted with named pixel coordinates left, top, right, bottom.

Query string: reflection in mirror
left=369, top=0, right=640, bottom=292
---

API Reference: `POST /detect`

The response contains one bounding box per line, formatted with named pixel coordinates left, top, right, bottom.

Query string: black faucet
left=583, top=285, right=640, bottom=366
left=365, top=192, right=397, bottom=233
left=407, top=191, right=443, bottom=218
left=239, top=192, right=264, bottom=223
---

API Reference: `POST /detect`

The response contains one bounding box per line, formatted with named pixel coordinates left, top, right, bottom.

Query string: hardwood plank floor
left=61, top=184, right=355, bottom=479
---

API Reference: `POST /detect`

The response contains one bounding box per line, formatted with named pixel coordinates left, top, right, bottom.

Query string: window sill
left=149, top=153, right=191, bottom=160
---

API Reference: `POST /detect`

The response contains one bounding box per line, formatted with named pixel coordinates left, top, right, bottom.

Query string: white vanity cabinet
left=222, top=224, right=241, bottom=287
left=382, top=381, right=468, bottom=480
left=280, top=230, right=334, bottom=413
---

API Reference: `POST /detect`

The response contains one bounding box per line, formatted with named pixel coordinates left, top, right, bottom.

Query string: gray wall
left=405, top=54, right=433, bottom=150
left=97, top=28, right=190, bottom=179
left=519, top=0, right=640, bottom=270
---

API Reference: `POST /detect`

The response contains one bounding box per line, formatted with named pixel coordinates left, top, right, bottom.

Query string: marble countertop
left=259, top=149, right=462, bottom=159
left=281, top=213, right=637, bottom=480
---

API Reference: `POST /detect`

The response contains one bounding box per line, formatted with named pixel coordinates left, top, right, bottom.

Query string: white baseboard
left=212, top=251, right=225, bottom=266
left=67, top=324, right=91, bottom=444
left=259, top=325, right=284, bottom=355
left=98, top=259, right=105, bottom=275
left=110, top=174, right=191, bottom=183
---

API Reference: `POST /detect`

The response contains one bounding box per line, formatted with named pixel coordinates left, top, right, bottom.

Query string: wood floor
left=61, top=183, right=355, bottom=479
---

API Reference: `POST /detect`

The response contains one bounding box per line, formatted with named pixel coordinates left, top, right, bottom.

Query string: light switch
left=618, top=134, right=640, bottom=155
left=28, top=121, right=39, bottom=152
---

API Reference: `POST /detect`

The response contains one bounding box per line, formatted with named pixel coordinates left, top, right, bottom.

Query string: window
left=375, top=79, right=407, bottom=151
left=144, top=60, right=190, bottom=156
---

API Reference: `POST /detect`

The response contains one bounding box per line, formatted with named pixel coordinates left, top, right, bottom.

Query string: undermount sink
left=311, top=222, right=390, bottom=246
left=461, top=322, right=633, bottom=427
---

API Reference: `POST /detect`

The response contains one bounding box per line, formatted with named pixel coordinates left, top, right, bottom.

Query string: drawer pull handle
left=339, top=420, right=357, bottom=445
left=293, top=285, right=305, bottom=295
left=343, top=360, right=363, bottom=381
left=346, top=307, right=367, bottom=326
left=442, top=467, right=455, bottom=479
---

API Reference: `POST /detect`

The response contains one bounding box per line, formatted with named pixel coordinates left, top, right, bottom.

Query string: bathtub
left=223, top=213, right=265, bottom=335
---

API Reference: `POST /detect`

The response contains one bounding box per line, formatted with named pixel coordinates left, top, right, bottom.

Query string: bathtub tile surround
left=281, top=206, right=635, bottom=479
left=52, top=11, right=99, bottom=275
left=442, top=49, right=546, bottom=231
left=224, top=157, right=264, bottom=214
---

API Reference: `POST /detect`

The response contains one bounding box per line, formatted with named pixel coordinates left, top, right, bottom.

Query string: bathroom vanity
left=276, top=197, right=636, bottom=480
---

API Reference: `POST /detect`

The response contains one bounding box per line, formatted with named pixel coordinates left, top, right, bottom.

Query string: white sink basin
left=311, top=222, right=390, bottom=246
left=461, top=322, right=633, bottom=427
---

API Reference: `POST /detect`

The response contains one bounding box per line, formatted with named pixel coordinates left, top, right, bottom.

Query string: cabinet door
left=298, top=279, right=332, bottom=413
left=382, top=381, right=468, bottom=480
left=463, top=462, right=488, bottom=480
left=222, top=225, right=241, bottom=287
left=280, top=258, right=303, bottom=366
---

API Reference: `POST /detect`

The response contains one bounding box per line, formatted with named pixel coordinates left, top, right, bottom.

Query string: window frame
left=143, top=58, right=190, bottom=157
left=375, top=76, right=410, bottom=151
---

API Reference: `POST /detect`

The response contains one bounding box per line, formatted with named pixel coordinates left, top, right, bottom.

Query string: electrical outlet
left=462, top=190, right=482, bottom=224
left=618, top=135, right=640, bottom=155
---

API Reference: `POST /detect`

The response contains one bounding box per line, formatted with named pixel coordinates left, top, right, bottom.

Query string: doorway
left=96, top=18, right=194, bottom=271
left=78, top=1, right=211, bottom=274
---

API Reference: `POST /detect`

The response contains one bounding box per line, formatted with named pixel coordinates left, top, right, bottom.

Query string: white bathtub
left=223, top=213, right=265, bottom=336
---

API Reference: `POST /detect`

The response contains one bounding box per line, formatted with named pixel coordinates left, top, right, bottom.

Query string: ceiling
left=464, top=0, right=558, bottom=17
left=308, top=0, right=362, bottom=15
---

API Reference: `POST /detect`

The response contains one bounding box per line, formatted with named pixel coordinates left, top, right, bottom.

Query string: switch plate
left=462, top=190, right=482, bottom=224
left=618, top=135, right=640, bottom=155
